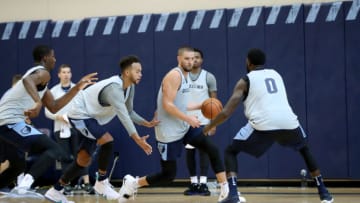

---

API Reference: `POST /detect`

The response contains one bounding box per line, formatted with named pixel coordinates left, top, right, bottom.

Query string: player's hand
left=135, top=135, right=153, bottom=155
left=186, top=115, right=201, bottom=128
left=142, top=113, right=160, bottom=128
left=76, top=72, right=98, bottom=90
left=24, top=101, right=42, bottom=118
left=203, top=124, right=212, bottom=136
left=207, top=126, right=216, bottom=136
left=56, top=114, right=69, bottom=123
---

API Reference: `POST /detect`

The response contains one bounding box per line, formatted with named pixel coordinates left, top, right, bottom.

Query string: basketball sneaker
left=14, top=173, right=34, bottom=194
left=320, top=191, right=334, bottom=203
left=198, top=183, right=211, bottom=196
left=45, top=187, right=74, bottom=203
left=218, top=182, right=229, bottom=202
left=94, top=178, right=120, bottom=200
left=118, top=174, right=138, bottom=203
left=183, top=183, right=199, bottom=195
left=81, top=183, right=95, bottom=194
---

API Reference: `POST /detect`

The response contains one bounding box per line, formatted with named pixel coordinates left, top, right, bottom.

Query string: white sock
left=199, top=176, right=207, bottom=184
left=190, top=176, right=198, bottom=184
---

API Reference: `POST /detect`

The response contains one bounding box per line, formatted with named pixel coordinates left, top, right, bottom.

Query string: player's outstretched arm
left=42, top=72, right=98, bottom=113
left=131, top=133, right=152, bottom=155
left=203, top=78, right=247, bottom=135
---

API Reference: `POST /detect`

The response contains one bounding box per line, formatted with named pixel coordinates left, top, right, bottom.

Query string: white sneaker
left=45, top=187, right=74, bottom=203
left=15, top=174, right=34, bottom=194
left=94, top=178, right=120, bottom=200
left=118, top=174, right=138, bottom=203
left=218, top=182, right=229, bottom=202
left=17, top=173, right=25, bottom=185
left=239, top=195, right=247, bottom=203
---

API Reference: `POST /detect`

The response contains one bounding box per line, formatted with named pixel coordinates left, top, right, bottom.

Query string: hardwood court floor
left=1, top=187, right=359, bottom=203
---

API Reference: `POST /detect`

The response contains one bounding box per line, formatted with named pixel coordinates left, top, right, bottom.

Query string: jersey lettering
left=265, top=78, right=278, bottom=93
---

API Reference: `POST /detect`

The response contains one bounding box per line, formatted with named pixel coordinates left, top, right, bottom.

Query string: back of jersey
left=244, top=69, right=299, bottom=130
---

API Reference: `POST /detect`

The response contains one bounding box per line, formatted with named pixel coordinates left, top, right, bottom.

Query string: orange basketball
left=201, top=98, right=223, bottom=120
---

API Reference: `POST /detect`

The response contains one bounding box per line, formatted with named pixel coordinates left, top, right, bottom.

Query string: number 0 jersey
left=243, top=69, right=299, bottom=130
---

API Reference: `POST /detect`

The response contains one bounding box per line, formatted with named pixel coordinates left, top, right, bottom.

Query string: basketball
left=201, top=98, right=223, bottom=120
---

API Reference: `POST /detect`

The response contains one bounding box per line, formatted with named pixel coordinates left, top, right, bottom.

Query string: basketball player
left=0, top=45, right=97, bottom=193
left=184, top=48, right=217, bottom=196
left=203, top=48, right=334, bottom=203
left=44, top=64, right=93, bottom=194
left=44, top=55, right=159, bottom=203
left=0, top=74, right=26, bottom=190
left=119, top=47, right=231, bottom=203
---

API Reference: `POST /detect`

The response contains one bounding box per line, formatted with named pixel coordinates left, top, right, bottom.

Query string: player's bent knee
left=97, top=132, right=113, bottom=145
left=77, top=150, right=92, bottom=167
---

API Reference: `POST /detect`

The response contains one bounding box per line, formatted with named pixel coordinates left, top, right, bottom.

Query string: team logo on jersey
left=20, top=126, right=31, bottom=134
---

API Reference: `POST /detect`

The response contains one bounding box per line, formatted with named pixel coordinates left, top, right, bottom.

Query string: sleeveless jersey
left=68, top=75, right=130, bottom=125
left=187, top=69, right=210, bottom=125
left=243, top=69, right=299, bottom=130
left=155, top=67, right=190, bottom=143
left=0, top=66, right=48, bottom=125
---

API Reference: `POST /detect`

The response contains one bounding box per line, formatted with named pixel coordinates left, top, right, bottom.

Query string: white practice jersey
left=243, top=69, right=299, bottom=130
left=44, top=82, right=75, bottom=132
left=68, top=75, right=130, bottom=125
left=187, top=69, right=212, bottom=125
left=155, top=67, right=190, bottom=143
left=0, top=66, right=48, bottom=125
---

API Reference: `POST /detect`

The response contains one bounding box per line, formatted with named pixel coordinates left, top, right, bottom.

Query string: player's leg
left=0, top=144, right=26, bottom=189
left=45, top=132, right=95, bottom=203
left=93, top=132, right=120, bottom=199
left=224, top=123, right=273, bottom=203
left=276, top=126, right=333, bottom=203
left=0, top=124, right=67, bottom=193
left=54, top=130, right=75, bottom=194
left=184, top=144, right=199, bottom=195
left=70, top=129, right=94, bottom=194
left=198, top=145, right=210, bottom=195
left=119, top=140, right=182, bottom=202
left=19, top=134, right=66, bottom=193
left=186, top=127, right=230, bottom=203
left=299, top=145, right=333, bottom=203
left=71, top=119, right=119, bottom=200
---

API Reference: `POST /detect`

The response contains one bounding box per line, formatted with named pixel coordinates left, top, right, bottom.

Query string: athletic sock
left=228, top=176, right=238, bottom=197
left=314, top=175, right=328, bottom=194
left=190, top=176, right=198, bottom=184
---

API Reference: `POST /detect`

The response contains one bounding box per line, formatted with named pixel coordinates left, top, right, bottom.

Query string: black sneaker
left=184, top=183, right=199, bottom=196
left=63, top=185, right=73, bottom=195
left=81, top=183, right=95, bottom=194
left=198, top=183, right=210, bottom=196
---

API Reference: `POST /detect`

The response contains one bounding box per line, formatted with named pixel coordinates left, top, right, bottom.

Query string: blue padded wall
left=304, top=2, right=347, bottom=178
left=50, top=20, right=86, bottom=84
left=0, top=22, right=19, bottom=95
left=264, top=5, right=308, bottom=178
left=226, top=7, right=269, bottom=178
left=83, top=17, right=120, bottom=78
left=344, top=1, right=360, bottom=179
